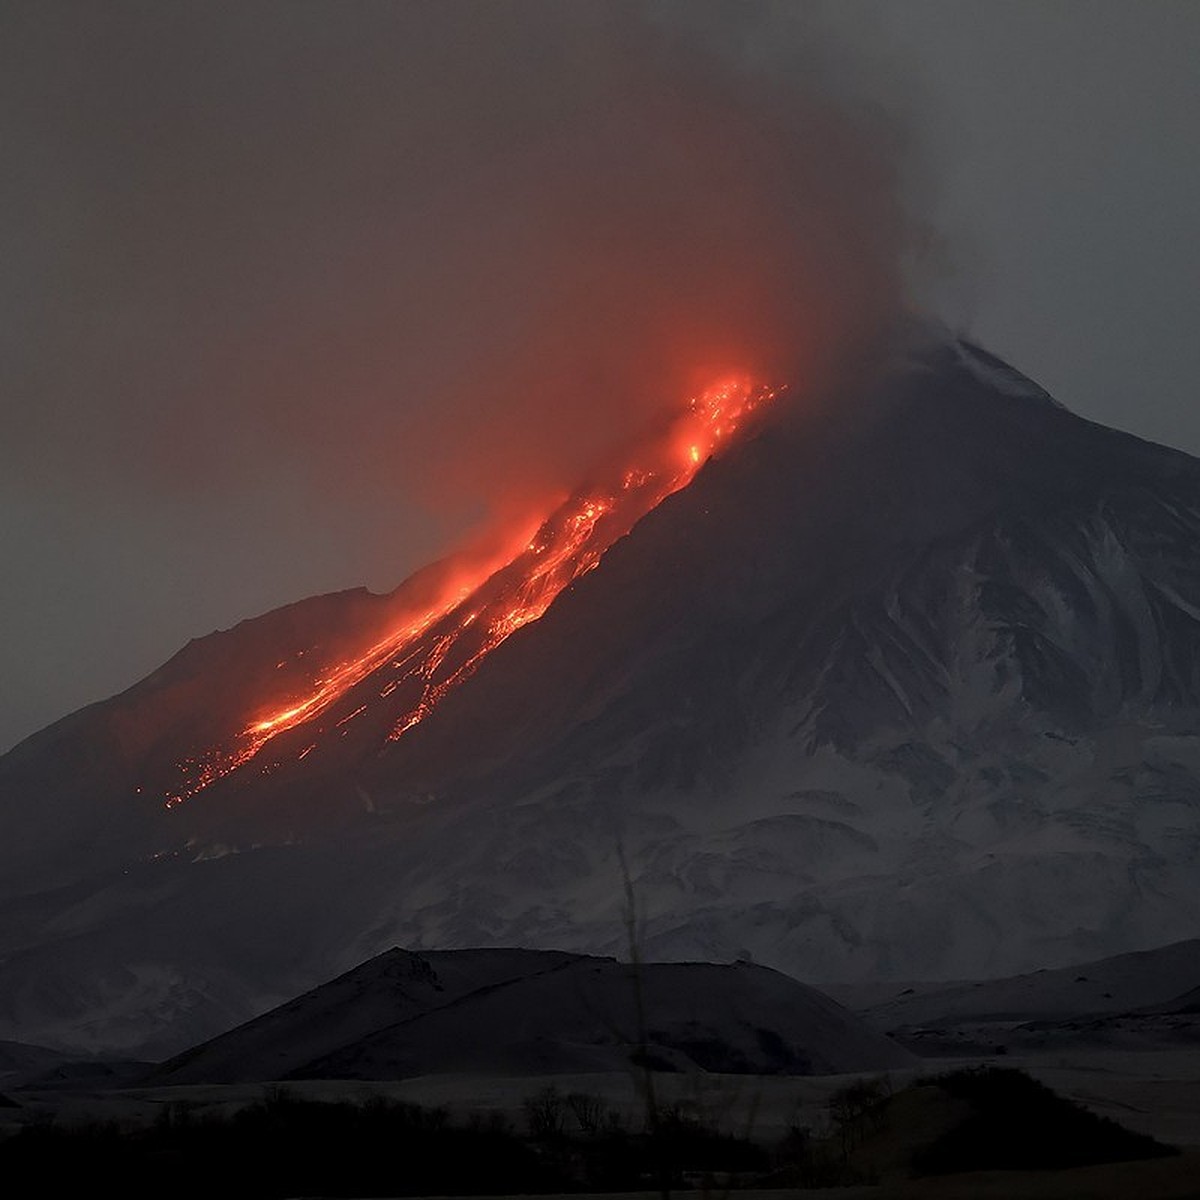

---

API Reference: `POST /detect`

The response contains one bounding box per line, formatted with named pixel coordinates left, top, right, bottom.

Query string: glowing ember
left=163, top=375, right=778, bottom=806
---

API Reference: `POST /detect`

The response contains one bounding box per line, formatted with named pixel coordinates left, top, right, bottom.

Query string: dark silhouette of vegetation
left=827, top=1074, right=892, bottom=1156
left=521, top=1083, right=766, bottom=1193
left=0, top=1086, right=767, bottom=1197
left=523, top=1084, right=568, bottom=1139
left=772, top=1120, right=872, bottom=1189
left=912, top=1066, right=1178, bottom=1175
left=0, top=1090, right=550, bottom=1198
left=764, top=1076, right=892, bottom=1189
left=2, top=1068, right=1179, bottom=1195
left=566, top=1088, right=611, bottom=1134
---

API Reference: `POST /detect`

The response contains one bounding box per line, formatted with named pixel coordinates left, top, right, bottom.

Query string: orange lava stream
left=165, top=375, right=777, bottom=807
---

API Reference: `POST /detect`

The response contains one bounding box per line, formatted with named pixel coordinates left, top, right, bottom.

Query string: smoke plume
left=5, top=1, right=914, bottom=511
left=0, top=0, right=918, bottom=745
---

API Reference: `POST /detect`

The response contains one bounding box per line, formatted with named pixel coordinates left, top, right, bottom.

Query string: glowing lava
left=165, top=375, right=778, bottom=806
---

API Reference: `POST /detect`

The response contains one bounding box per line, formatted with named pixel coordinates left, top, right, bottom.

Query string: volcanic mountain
left=2, top=323, right=1199, bottom=1056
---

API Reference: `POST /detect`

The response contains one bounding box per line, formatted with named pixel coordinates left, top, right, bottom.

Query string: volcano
left=2, top=324, right=1200, bottom=1056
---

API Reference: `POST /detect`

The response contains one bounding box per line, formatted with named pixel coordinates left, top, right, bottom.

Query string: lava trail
left=165, top=376, right=777, bottom=806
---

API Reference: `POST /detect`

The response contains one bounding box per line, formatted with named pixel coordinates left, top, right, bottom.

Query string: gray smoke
left=0, top=1, right=919, bottom=748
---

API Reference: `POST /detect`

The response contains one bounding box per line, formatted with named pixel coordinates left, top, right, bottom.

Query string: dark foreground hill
left=150, top=946, right=915, bottom=1084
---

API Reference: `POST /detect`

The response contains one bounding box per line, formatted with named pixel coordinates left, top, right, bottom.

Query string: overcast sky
left=2, top=1, right=1198, bottom=752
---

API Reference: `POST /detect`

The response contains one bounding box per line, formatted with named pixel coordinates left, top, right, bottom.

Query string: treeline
left=0, top=1086, right=766, bottom=1198
left=0, top=1066, right=1177, bottom=1196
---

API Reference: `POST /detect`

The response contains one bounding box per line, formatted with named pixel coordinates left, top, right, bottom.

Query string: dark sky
left=2, top=1, right=1198, bottom=752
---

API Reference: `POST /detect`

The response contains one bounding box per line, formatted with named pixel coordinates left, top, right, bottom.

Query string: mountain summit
left=2, top=325, right=1199, bottom=1055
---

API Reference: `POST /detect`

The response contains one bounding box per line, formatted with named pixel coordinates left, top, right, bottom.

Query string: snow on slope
left=331, top=330, right=1200, bottom=984
left=1, top=324, right=1199, bottom=1055
left=824, top=937, right=1200, bottom=1027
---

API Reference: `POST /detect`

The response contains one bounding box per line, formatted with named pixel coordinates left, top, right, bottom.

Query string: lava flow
left=165, top=375, right=778, bottom=807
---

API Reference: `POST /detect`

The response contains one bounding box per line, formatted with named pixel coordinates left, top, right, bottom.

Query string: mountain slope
left=826, top=937, right=1200, bottom=1027
left=1, top=324, right=1199, bottom=1055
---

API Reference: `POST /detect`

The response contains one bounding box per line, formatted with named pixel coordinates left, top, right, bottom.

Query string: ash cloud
left=0, top=1, right=918, bottom=746
left=4, top=1, right=915, bottom=511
